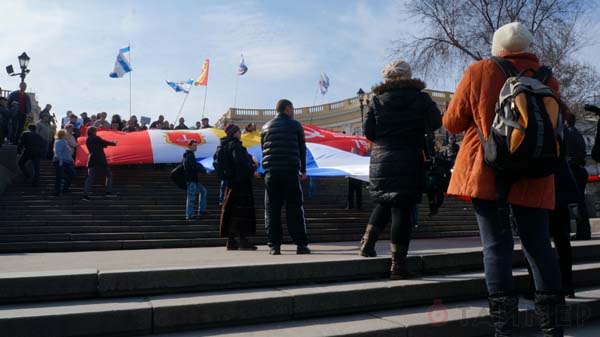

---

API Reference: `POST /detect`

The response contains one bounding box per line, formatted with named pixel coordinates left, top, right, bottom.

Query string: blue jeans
left=186, top=181, right=207, bottom=218
left=54, top=161, right=76, bottom=194
left=472, top=199, right=561, bottom=295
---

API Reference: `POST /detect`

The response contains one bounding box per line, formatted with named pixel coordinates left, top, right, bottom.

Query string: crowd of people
left=185, top=22, right=592, bottom=337
left=4, top=20, right=600, bottom=337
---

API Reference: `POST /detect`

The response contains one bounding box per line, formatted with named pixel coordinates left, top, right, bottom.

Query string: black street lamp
left=6, top=52, right=31, bottom=83
left=357, top=88, right=366, bottom=124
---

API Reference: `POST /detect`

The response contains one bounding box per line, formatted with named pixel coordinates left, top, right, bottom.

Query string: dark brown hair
left=276, top=99, right=293, bottom=113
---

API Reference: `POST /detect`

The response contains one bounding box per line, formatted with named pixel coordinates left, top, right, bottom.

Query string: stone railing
left=1, top=90, right=9, bottom=98
left=216, top=88, right=453, bottom=127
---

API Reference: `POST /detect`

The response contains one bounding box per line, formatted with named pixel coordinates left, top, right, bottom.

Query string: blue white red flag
left=319, top=72, right=330, bottom=95
left=238, top=54, right=248, bottom=75
left=109, top=46, right=132, bottom=78
left=166, top=79, right=194, bottom=93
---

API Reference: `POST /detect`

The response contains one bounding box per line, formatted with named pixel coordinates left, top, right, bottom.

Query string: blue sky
left=1, top=0, right=599, bottom=125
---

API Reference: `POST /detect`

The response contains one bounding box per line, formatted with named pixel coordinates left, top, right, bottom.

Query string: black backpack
left=213, top=144, right=234, bottom=180
left=169, top=164, right=187, bottom=190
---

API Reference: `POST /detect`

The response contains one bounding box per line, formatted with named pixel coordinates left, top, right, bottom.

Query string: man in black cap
left=17, top=124, right=44, bottom=186
left=261, top=99, right=310, bottom=255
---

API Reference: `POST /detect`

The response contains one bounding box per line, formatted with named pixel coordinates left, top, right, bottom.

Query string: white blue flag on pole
left=237, top=54, right=248, bottom=75
left=109, top=46, right=132, bottom=78
left=166, top=79, right=194, bottom=93
left=319, top=72, right=330, bottom=95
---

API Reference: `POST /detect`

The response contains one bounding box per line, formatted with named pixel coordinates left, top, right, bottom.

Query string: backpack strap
left=533, top=65, right=553, bottom=84
left=491, top=56, right=518, bottom=78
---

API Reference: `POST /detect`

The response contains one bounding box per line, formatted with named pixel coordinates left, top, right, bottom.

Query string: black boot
left=238, top=236, right=257, bottom=251
left=226, top=235, right=238, bottom=251
left=488, top=292, right=519, bottom=337
left=535, top=291, right=566, bottom=337
left=390, top=244, right=413, bottom=279
left=359, top=224, right=381, bottom=257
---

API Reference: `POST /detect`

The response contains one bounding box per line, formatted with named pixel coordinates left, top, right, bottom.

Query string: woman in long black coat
left=218, top=124, right=258, bottom=250
left=359, top=60, right=442, bottom=279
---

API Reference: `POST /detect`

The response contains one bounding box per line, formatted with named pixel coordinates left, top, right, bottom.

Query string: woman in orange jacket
left=443, top=22, right=564, bottom=337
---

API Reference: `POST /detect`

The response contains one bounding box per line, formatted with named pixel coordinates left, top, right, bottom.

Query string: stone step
left=151, top=288, right=600, bottom=337
left=0, top=224, right=479, bottom=236
left=2, top=240, right=600, bottom=304
left=1, top=263, right=599, bottom=337
left=0, top=230, right=481, bottom=253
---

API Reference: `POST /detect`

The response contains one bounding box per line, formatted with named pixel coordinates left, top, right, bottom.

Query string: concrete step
left=150, top=288, right=600, bottom=337
left=0, top=223, right=476, bottom=238
left=0, top=230, right=481, bottom=253
left=1, top=263, right=599, bottom=337
left=2, top=239, right=600, bottom=304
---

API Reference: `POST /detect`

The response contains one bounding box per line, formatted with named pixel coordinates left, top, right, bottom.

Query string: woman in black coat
left=359, top=60, right=442, bottom=279
left=217, top=124, right=258, bottom=250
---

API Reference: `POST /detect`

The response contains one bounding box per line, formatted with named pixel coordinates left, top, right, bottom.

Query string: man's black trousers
left=264, top=172, right=308, bottom=247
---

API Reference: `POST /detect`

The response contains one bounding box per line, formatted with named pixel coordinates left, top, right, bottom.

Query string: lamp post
left=6, top=52, right=31, bottom=83
left=357, top=88, right=366, bottom=124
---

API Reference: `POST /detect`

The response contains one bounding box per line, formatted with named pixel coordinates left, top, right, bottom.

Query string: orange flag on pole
left=194, top=59, right=210, bottom=86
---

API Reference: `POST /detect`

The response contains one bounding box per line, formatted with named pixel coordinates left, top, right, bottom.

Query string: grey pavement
left=0, top=237, right=492, bottom=273
left=0, top=236, right=597, bottom=274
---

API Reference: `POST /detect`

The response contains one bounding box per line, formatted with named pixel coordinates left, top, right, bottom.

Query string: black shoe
left=226, top=238, right=239, bottom=251
left=82, top=195, right=91, bottom=201
left=238, top=237, right=258, bottom=250
left=296, top=245, right=311, bottom=254
left=269, top=246, right=281, bottom=255
left=571, top=234, right=591, bottom=241
left=62, top=189, right=72, bottom=194
left=54, top=192, right=60, bottom=197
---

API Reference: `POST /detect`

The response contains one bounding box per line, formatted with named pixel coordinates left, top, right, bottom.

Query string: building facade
left=216, top=88, right=453, bottom=136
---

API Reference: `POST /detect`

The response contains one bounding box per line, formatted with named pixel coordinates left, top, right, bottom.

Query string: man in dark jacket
left=0, top=97, right=8, bottom=147
left=17, top=124, right=44, bottom=186
left=82, top=127, right=117, bottom=201
left=8, top=82, right=32, bottom=143
left=183, top=140, right=207, bottom=220
left=564, top=114, right=590, bottom=240
left=261, top=99, right=310, bottom=255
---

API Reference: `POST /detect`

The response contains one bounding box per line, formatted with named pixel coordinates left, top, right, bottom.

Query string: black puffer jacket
left=261, top=113, right=307, bottom=174
left=364, top=78, right=442, bottom=204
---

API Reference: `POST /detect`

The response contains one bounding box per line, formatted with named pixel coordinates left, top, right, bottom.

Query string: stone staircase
left=0, top=160, right=479, bottom=253
left=1, top=239, right=600, bottom=336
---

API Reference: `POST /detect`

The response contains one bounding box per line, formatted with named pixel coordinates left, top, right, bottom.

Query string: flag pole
left=233, top=75, right=240, bottom=109
left=310, top=87, right=319, bottom=123
left=202, top=84, right=209, bottom=119
left=175, top=86, right=193, bottom=122
left=128, top=43, right=132, bottom=118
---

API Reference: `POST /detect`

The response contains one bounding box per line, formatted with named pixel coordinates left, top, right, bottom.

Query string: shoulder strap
left=533, top=65, right=552, bottom=84
left=490, top=56, right=518, bottom=78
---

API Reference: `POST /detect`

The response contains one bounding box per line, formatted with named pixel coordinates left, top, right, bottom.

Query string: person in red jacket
left=443, top=22, right=564, bottom=336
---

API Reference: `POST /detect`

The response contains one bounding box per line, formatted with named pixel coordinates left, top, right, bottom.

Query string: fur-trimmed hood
left=371, top=78, right=426, bottom=95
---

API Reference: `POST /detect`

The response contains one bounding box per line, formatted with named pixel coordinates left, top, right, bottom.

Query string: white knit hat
left=382, top=60, right=412, bottom=80
left=491, top=22, right=533, bottom=56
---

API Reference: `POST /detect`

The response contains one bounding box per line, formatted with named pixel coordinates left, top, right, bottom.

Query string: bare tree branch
left=396, top=0, right=600, bottom=127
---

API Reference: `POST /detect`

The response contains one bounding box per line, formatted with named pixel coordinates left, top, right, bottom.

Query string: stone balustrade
left=216, top=88, right=452, bottom=132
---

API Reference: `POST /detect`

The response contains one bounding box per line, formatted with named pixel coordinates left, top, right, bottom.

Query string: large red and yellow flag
left=194, top=59, right=209, bottom=86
